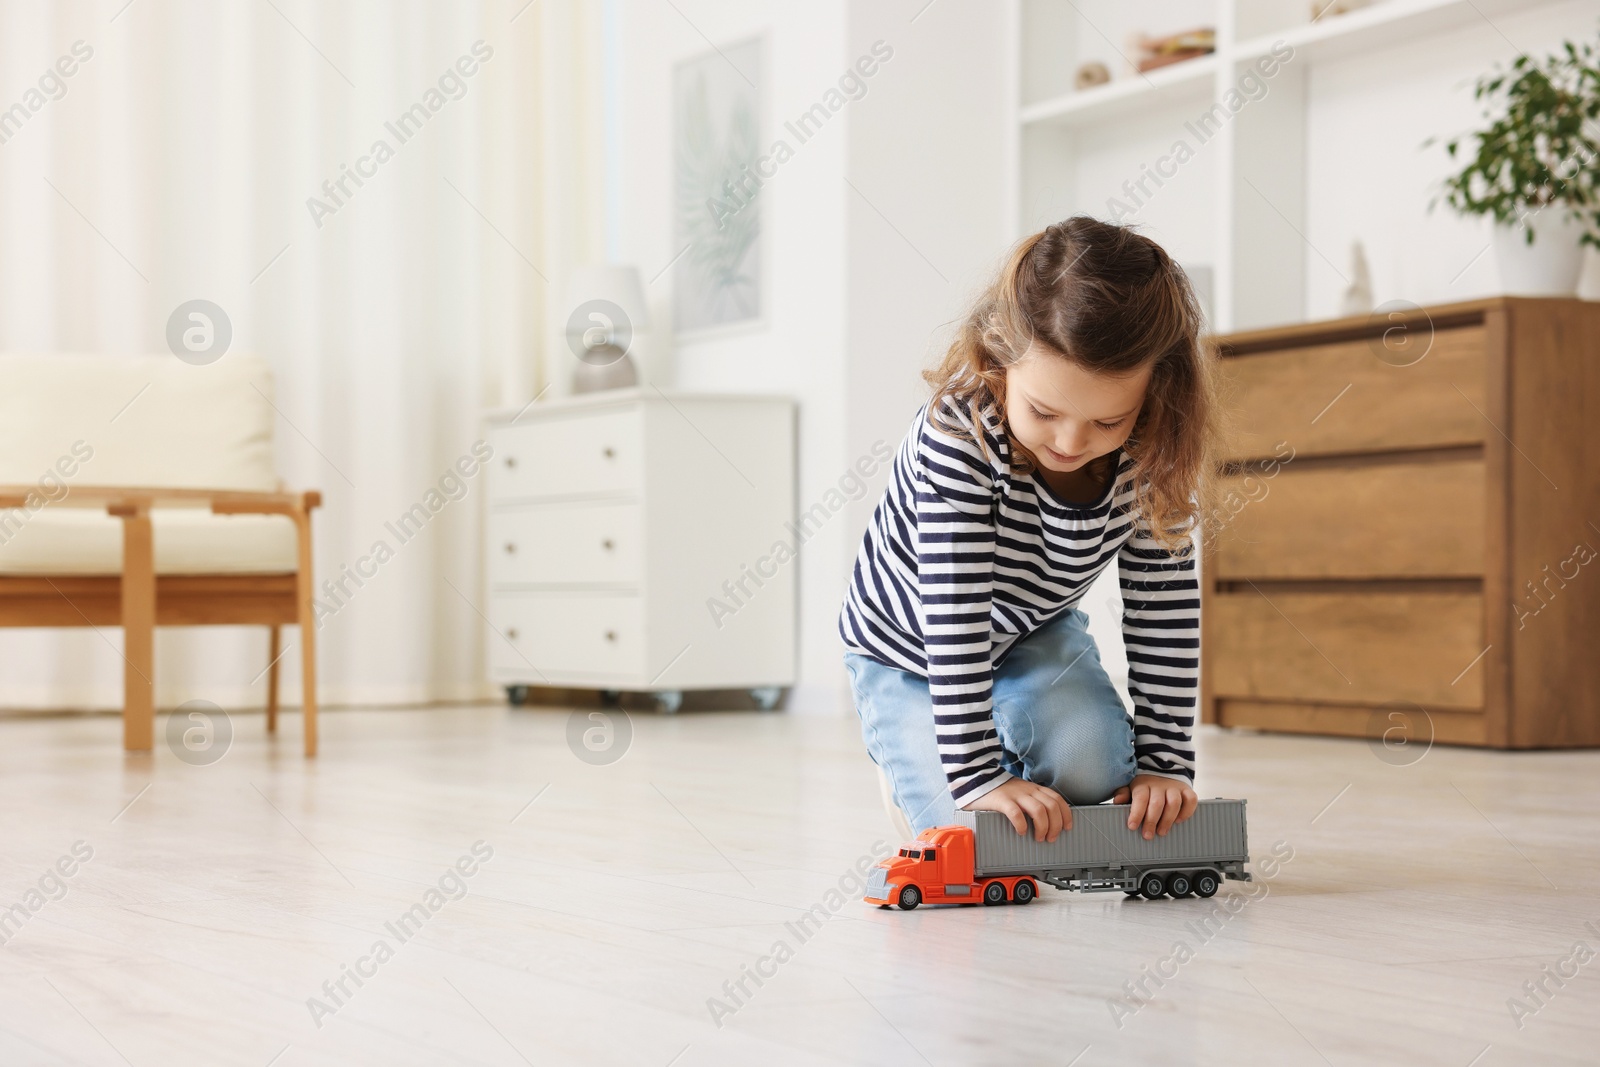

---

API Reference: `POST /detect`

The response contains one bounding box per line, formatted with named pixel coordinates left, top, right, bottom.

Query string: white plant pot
left=1492, top=210, right=1587, bottom=296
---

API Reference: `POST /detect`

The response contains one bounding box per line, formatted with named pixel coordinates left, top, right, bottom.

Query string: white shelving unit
left=1019, top=55, right=1220, bottom=129
left=1015, top=0, right=1576, bottom=333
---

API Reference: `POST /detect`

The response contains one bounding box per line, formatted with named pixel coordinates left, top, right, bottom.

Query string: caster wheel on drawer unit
left=505, top=685, right=530, bottom=707
left=599, top=689, right=622, bottom=707
left=655, top=690, right=684, bottom=714
left=750, top=686, right=782, bottom=711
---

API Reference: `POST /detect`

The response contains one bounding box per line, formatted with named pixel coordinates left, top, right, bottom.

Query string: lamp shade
left=566, top=265, right=650, bottom=335
left=565, top=264, right=649, bottom=394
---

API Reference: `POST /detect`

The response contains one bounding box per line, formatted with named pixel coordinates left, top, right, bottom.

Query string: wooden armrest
left=0, top=485, right=321, bottom=515
left=212, top=490, right=320, bottom=517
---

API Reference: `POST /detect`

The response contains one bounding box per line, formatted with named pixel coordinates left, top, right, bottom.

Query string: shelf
left=1013, top=0, right=1593, bottom=333
left=1019, top=54, right=1219, bottom=130
left=1233, top=0, right=1568, bottom=65
left=1018, top=0, right=1574, bottom=130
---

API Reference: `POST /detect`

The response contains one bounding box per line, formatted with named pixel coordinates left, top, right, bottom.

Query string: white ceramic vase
left=1492, top=209, right=1587, bottom=296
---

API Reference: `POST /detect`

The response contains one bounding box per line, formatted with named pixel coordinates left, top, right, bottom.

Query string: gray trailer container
left=974, top=799, right=1250, bottom=895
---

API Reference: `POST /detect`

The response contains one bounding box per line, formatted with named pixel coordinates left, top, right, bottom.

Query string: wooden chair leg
left=294, top=510, right=317, bottom=757
left=266, top=625, right=280, bottom=732
left=113, top=504, right=155, bottom=751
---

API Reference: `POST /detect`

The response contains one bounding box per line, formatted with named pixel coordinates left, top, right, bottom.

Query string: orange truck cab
left=863, top=824, right=1037, bottom=909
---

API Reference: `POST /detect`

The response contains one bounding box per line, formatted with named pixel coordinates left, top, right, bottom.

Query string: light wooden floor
left=0, top=705, right=1596, bottom=1066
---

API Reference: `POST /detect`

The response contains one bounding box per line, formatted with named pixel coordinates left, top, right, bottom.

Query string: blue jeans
left=845, top=608, right=1136, bottom=835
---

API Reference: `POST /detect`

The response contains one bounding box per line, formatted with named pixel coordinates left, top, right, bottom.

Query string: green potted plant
left=1429, top=33, right=1600, bottom=295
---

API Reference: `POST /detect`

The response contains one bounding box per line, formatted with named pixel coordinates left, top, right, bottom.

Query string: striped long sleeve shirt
left=838, top=396, right=1199, bottom=806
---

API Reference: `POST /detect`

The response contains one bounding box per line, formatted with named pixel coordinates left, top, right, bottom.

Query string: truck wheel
left=982, top=881, right=1007, bottom=906
left=1194, top=871, right=1219, bottom=898
left=897, top=885, right=921, bottom=911
left=1168, top=872, right=1194, bottom=898
left=1139, top=873, right=1167, bottom=900
left=1012, top=879, right=1035, bottom=905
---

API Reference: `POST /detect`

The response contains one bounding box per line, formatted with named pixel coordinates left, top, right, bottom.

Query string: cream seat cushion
left=0, top=509, right=296, bottom=575
left=0, top=352, right=297, bottom=575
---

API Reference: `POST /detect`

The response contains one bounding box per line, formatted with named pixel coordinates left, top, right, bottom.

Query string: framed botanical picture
left=672, top=37, right=762, bottom=335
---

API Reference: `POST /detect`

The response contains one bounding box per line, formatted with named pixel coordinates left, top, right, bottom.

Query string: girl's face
left=1004, top=343, right=1151, bottom=474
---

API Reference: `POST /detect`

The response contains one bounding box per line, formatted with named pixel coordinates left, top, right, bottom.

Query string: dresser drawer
left=488, top=503, right=641, bottom=586
left=489, top=407, right=642, bottom=501
left=1212, top=459, right=1485, bottom=580
left=488, top=593, right=644, bottom=678
left=1221, top=327, right=1487, bottom=461
left=1207, top=590, right=1482, bottom=708
left=1214, top=700, right=1487, bottom=745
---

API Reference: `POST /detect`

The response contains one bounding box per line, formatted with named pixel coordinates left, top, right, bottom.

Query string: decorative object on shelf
left=1339, top=241, right=1373, bottom=318
left=1074, top=60, right=1111, bottom=91
left=673, top=37, right=763, bottom=333
left=1428, top=34, right=1600, bottom=297
left=1131, top=27, right=1214, bottom=74
left=566, top=265, right=647, bottom=394
left=1310, top=0, right=1378, bottom=21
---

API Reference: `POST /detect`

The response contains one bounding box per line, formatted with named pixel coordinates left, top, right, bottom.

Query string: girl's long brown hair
left=925, top=216, right=1220, bottom=551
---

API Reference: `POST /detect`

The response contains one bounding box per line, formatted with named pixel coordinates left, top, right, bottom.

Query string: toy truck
left=864, top=799, right=1250, bottom=909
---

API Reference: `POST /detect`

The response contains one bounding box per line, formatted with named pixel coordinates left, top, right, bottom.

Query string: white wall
left=613, top=0, right=1014, bottom=712
left=1302, top=0, right=1600, bottom=315
left=844, top=1, right=1015, bottom=535
left=614, top=0, right=849, bottom=711
left=842, top=1, right=1018, bottom=704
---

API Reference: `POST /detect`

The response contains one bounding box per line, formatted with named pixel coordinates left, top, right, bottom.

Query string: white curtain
left=0, top=0, right=606, bottom=709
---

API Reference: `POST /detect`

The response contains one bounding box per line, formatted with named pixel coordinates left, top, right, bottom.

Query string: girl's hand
left=963, top=777, right=1072, bottom=842
left=1113, top=774, right=1198, bottom=840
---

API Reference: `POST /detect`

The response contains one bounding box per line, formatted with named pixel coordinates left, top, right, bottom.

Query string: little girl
left=839, top=216, right=1216, bottom=846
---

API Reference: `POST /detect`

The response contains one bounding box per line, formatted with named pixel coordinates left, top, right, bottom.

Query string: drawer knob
left=600, top=538, right=615, bottom=551
left=504, top=542, right=517, bottom=555
left=505, top=456, right=517, bottom=469
left=604, top=630, right=617, bottom=642
left=602, top=446, right=616, bottom=460
left=506, top=627, right=520, bottom=640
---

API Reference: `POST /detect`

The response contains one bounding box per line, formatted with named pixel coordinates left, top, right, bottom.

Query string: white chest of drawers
left=484, top=390, right=796, bottom=710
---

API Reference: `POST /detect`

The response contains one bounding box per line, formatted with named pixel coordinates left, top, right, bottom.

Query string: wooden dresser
left=1202, top=297, right=1600, bottom=749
